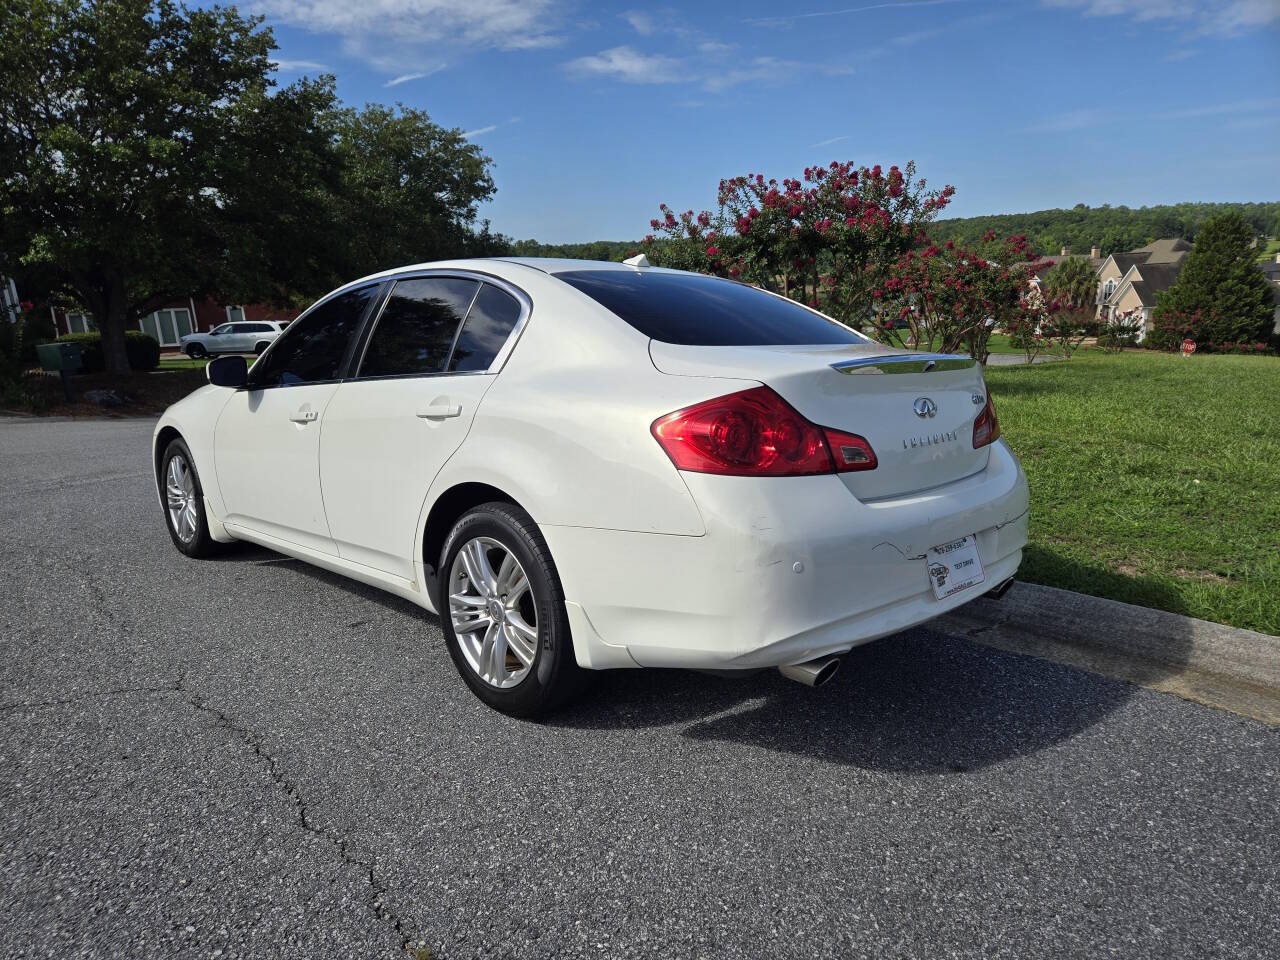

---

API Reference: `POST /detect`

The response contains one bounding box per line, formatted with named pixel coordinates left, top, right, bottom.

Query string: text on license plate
left=925, top=534, right=986, bottom=600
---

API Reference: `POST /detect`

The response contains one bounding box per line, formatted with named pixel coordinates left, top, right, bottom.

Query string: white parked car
left=179, top=320, right=284, bottom=358
left=153, top=259, right=1028, bottom=716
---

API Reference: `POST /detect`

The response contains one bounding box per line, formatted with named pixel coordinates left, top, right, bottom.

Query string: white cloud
left=621, top=10, right=657, bottom=35
left=745, top=0, right=967, bottom=27
left=383, top=67, right=442, bottom=86
left=270, top=58, right=328, bottom=72
left=703, top=57, right=853, bottom=93
left=809, top=135, right=851, bottom=147
left=462, top=124, right=498, bottom=139
left=564, top=46, right=685, bottom=84
left=1029, top=97, right=1280, bottom=133
left=1042, top=0, right=1280, bottom=35
left=251, top=0, right=565, bottom=71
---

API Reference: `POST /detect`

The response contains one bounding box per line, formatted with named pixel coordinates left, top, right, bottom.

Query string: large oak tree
left=0, top=0, right=502, bottom=373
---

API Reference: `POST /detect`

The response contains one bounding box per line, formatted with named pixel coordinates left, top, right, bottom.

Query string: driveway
left=1, top=418, right=1276, bottom=959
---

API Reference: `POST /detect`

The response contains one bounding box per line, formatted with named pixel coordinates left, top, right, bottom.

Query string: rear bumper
left=544, top=439, right=1030, bottom=670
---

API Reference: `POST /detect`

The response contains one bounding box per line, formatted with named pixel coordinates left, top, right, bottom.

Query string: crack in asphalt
left=1, top=675, right=422, bottom=957
left=181, top=681, right=421, bottom=957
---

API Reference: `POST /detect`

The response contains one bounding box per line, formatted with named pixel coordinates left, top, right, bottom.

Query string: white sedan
left=179, top=320, right=284, bottom=358
left=153, top=258, right=1028, bottom=716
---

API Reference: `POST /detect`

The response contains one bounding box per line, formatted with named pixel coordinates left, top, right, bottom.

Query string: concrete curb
left=938, top=581, right=1280, bottom=725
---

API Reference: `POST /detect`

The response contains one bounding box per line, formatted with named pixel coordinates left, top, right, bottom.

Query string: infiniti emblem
left=913, top=397, right=938, bottom=419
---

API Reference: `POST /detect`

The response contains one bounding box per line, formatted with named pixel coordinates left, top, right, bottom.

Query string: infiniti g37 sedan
left=153, top=258, right=1029, bottom=716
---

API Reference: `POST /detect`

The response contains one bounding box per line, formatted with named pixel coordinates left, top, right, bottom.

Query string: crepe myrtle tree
left=640, top=161, right=955, bottom=327
left=871, top=231, right=1051, bottom=364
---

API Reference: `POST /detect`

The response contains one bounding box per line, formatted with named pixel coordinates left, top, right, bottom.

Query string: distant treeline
left=927, top=201, right=1280, bottom=257
left=514, top=201, right=1280, bottom=262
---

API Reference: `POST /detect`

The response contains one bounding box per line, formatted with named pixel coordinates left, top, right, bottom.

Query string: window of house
left=226, top=305, right=246, bottom=324
left=139, top=308, right=193, bottom=346
left=66, top=312, right=95, bottom=334
left=250, top=285, right=379, bottom=387
left=358, top=277, right=479, bottom=378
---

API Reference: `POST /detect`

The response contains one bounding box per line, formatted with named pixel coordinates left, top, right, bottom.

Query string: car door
left=206, top=323, right=234, bottom=352
left=319, top=275, right=528, bottom=580
left=214, top=283, right=383, bottom=554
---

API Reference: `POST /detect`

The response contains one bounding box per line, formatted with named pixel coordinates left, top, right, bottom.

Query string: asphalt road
left=2, top=417, right=1276, bottom=960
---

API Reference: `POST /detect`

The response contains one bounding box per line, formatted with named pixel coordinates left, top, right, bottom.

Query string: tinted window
left=359, top=277, right=478, bottom=378
left=247, top=323, right=274, bottom=333
left=449, top=283, right=522, bottom=372
left=251, top=285, right=378, bottom=387
left=557, top=270, right=866, bottom=347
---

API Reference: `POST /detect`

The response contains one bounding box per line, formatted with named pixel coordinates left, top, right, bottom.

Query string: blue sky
left=255, top=0, right=1280, bottom=243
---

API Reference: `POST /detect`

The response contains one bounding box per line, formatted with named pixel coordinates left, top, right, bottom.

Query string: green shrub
left=55, top=330, right=160, bottom=372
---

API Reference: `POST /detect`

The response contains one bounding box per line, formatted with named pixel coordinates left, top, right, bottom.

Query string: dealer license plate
left=926, top=534, right=986, bottom=600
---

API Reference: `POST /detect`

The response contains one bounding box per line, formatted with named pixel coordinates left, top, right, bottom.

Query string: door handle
left=290, top=409, right=318, bottom=424
left=416, top=403, right=463, bottom=420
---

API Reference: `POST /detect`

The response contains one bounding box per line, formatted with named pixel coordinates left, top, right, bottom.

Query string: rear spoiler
left=831, top=353, right=976, bottom=375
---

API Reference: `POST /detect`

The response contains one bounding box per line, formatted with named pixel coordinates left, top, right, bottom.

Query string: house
left=2, top=276, right=21, bottom=324
left=1095, top=237, right=1194, bottom=340
left=1027, top=245, right=1104, bottom=295
left=51, top=298, right=300, bottom=350
left=1261, top=252, right=1280, bottom=336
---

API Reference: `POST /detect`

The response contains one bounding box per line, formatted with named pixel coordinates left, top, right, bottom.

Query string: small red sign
left=1181, top=339, right=1197, bottom=356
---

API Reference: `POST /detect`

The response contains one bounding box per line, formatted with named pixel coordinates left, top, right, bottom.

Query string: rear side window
left=250, top=285, right=378, bottom=387
left=448, top=283, right=522, bottom=372
left=556, top=270, right=866, bottom=346
left=359, top=277, right=479, bottom=378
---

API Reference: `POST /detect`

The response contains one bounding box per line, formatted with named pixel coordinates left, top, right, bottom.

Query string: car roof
left=494, top=257, right=657, bottom=275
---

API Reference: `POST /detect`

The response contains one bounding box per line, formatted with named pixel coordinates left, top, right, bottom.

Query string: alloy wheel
left=448, top=537, right=538, bottom=688
left=165, top=454, right=198, bottom=543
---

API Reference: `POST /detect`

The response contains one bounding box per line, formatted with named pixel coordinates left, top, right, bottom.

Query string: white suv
left=180, top=321, right=283, bottom=358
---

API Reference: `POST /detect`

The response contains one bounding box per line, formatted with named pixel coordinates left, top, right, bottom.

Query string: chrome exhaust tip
left=778, top=656, right=841, bottom=688
left=988, top=577, right=1016, bottom=600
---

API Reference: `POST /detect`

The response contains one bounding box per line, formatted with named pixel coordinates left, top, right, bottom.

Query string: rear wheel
left=160, top=438, right=217, bottom=558
left=438, top=502, right=588, bottom=717
left=254, top=341, right=270, bottom=355
left=185, top=343, right=207, bottom=359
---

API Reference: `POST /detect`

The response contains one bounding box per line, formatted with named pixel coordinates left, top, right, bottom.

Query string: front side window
left=251, top=285, right=379, bottom=387
left=212, top=323, right=232, bottom=335
left=556, top=270, right=867, bottom=347
left=449, top=283, right=523, bottom=372
left=359, top=277, right=478, bottom=378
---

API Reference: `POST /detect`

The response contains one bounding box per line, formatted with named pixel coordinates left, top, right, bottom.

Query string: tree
left=327, top=103, right=504, bottom=281
left=1042, top=255, right=1099, bottom=357
left=0, top=0, right=345, bottom=373
left=640, top=161, right=955, bottom=329
left=1153, top=212, right=1275, bottom=347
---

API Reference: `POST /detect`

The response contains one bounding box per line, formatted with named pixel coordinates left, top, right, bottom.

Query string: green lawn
left=985, top=351, right=1280, bottom=635
left=1256, top=237, right=1280, bottom=263
left=157, top=352, right=256, bottom=371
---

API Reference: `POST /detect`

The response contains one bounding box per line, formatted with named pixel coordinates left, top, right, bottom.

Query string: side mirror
left=207, top=354, right=248, bottom=388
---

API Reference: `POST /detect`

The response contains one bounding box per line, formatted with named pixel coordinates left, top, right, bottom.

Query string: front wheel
left=438, top=502, right=589, bottom=717
left=160, top=438, right=218, bottom=558
left=185, top=343, right=207, bottom=359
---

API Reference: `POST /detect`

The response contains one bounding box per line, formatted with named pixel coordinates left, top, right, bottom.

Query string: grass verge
left=985, top=350, right=1279, bottom=636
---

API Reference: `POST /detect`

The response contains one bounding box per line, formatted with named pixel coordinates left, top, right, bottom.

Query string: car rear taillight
left=651, top=386, right=876, bottom=477
left=973, top=392, right=1000, bottom=449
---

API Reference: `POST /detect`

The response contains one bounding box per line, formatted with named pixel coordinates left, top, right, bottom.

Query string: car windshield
left=555, top=269, right=868, bottom=347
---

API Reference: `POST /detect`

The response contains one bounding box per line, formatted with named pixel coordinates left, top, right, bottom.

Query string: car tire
left=160, top=438, right=218, bottom=558
left=254, top=341, right=270, bottom=355
left=186, top=344, right=207, bottom=359
left=437, top=502, right=590, bottom=718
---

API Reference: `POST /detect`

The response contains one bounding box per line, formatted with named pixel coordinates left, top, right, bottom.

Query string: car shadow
left=215, top=542, right=1191, bottom=776
left=548, top=629, right=1139, bottom=774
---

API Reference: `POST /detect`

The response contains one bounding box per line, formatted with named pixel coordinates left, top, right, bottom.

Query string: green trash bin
left=36, top=341, right=84, bottom=373
left=35, top=342, right=83, bottom=400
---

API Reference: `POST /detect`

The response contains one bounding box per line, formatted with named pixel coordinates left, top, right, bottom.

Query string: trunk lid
left=649, top=341, right=991, bottom=500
